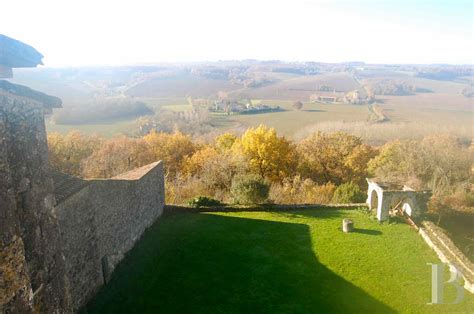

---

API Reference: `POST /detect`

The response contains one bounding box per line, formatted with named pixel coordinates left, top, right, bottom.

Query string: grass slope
left=85, top=209, right=473, bottom=313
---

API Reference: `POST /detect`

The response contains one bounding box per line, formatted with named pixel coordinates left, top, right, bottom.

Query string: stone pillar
left=377, top=194, right=390, bottom=222
left=342, top=219, right=354, bottom=233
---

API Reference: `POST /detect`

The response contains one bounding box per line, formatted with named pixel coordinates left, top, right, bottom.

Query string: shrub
left=428, top=189, right=474, bottom=224
left=293, top=100, right=303, bottom=111
left=187, top=196, right=221, bottom=208
left=269, top=176, right=336, bottom=204
left=332, top=182, right=365, bottom=204
left=231, top=174, right=270, bottom=204
left=165, top=176, right=211, bottom=205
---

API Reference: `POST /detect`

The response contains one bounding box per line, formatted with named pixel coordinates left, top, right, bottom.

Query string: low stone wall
left=164, top=203, right=367, bottom=216
left=56, top=161, right=165, bottom=310
left=419, top=221, right=473, bottom=293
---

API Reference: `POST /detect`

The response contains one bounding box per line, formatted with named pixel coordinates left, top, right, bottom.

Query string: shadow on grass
left=271, top=206, right=365, bottom=221
left=85, top=213, right=394, bottom=313
left=163, top=204, right=365, bottom=217
left=353, top=228, right=382, bottom=236
left=273, top=209, right=346, bottom=220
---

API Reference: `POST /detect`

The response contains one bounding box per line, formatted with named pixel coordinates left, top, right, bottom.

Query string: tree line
left=48, top=126, right=472, bottom=221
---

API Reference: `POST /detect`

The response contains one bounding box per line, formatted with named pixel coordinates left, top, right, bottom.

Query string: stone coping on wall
left=366, top=178, right=431, bottom=193
left=55, top=160, right=165, bottom=311
left=52, top=170, right=91, bottom=205
left=52, top=161, right=162, bottom=206
left=110, top=161, right=162, bottom=180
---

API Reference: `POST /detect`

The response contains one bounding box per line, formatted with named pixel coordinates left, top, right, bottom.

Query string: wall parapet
left=55, top=161, right=165, bottom=310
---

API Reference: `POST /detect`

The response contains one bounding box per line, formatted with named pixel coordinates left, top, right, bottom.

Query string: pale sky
left=1, top=0, right=472, bottom=66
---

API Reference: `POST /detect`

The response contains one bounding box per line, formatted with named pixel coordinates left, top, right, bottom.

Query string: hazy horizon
left=13, top=59, right=474, bottom=70
left=2, top=0, right=473, bottom=67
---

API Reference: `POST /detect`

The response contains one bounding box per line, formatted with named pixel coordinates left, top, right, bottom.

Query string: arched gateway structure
left=366, top=179, right=431, bottom=222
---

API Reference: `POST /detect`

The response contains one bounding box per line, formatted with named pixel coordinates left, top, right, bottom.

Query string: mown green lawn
left=85, top=209, right=473, bottom=313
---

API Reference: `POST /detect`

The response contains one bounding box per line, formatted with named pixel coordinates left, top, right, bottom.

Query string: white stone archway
left=366, top=179, right=431, bottom=222
left=367, top=182, right=386, bottom=221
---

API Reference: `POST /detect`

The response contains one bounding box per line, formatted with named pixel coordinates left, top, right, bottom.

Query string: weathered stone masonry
left=0, top=85, right=70, bottom=312
left=366, top=179, right=431, bottom=221
left=54, top=162, right=165, bottom=310
left=0, top=82, right=165, bottom=312
left=1, top=37, right=165, bottom=312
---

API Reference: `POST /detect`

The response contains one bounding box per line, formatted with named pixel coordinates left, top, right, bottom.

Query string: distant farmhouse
left=342, top=89, right=374, bottom=105
left=210, top=100, right=282, bottom=115
left=310, top=88, right=374, bottom=105
left=310, top=92, right=341, bottom=103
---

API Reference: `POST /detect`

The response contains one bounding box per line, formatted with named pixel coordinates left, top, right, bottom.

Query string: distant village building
left=212, top=100, right=246, bottom=113
left=310, top=92, right=341, bottom=103
left=211, top=100, right=280, bottom=114
left=316, top=95, right=339, bottom=103
left=343, top=89, right=374, bottom=105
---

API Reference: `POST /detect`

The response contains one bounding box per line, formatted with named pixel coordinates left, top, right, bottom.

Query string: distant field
left=145, top=98, right=371, bottom=138
left=126, top=74, right=239, bottom=98
left=225, top=100, right=370, bottom=137
left=45, top=93, right=471, bottom=141
left=232, top=72, right=359, bottom=100
left=380, top=94, right=472, bottom=125
left=161, top=103, right=193, bottom=112
left=45, top=118, right=137, bottom=137
left=361, top=75, right=472, bottom=128
left=15, top=66, right=471, bottom=140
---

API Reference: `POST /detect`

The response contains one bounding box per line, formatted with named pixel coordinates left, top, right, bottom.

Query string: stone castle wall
left=0, top=93, right=70, bottom=312
left=1, top=82, right=166, bottom=312
left=56, top=162, right=165, bottom=310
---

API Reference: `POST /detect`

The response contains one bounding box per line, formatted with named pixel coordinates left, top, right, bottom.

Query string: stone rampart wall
left=56, top=161, right=165, bottom=310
